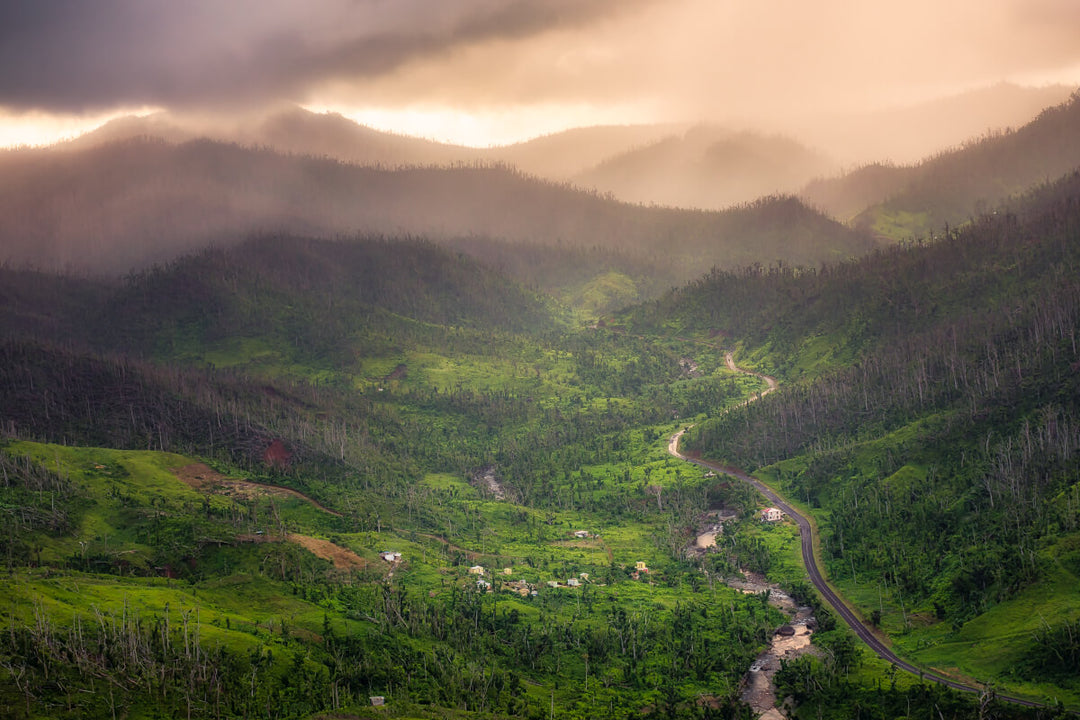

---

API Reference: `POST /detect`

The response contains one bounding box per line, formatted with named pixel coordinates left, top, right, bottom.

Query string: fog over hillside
left=0, top=136, right=874, bottom=282
left=39, top=82, right=1072, bottom=218
left=4, top=4, right=1080, bottom=718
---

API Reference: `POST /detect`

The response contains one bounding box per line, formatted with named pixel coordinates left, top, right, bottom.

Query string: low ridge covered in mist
left=0, top=135, right=874, bottom=287
left=575, top=126, right=832, bottom=210
left=802, top=89, right=1080, bottom=238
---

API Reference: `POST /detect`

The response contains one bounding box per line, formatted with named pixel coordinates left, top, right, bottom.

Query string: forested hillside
left=1, top=227, right=828, bottom=719
left=0, top=137, right=875, bottom=285
left=802, top=91, right=1080, bottom=237
left=2, top=215, right=1073, bottom=719
left=628, top=169, right=1080, bottom=703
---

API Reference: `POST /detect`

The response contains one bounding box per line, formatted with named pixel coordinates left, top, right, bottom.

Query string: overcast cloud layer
left=0, top=0, right=651, bottom=112
left=2, top=0, right=1080, bottom=131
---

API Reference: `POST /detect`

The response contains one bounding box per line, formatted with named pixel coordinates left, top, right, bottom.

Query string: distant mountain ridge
left=802, top=89, right=1080, bottom=238
left=0, top=136, right=874, bottom=285
left=802, top=82, right=1076, bottom=165
left=575, top=126, right=833, bottom=210
left=56, top=83, right=1074, bottom=219
left=69, top=107, right=678, bottom=180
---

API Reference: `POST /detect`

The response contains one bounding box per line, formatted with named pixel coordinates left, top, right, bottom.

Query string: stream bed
left=729, top=571, right=820, bottom=719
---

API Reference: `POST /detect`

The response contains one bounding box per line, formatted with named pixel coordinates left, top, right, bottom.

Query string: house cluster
left=463, top=565, right=593, bottom=593
left=467, top=565, right=492, bottom=590
left=546, top=573, right=590, bottom=589
left=503, top=578, right=538, bottom=597
left=760, top=507, right=783, bottom=522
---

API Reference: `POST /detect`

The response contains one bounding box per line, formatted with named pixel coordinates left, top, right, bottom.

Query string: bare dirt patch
left=287, top=534, right=367, bottom=570
left=172, top=463, right=342, bottom=516
left=235, top=532, right=368, bottom=571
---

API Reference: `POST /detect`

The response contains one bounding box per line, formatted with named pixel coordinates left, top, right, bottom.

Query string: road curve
left=668, top=357, right=1052, bottom=711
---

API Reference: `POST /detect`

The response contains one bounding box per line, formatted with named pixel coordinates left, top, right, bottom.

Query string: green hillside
left=4, top=135, right=1079, bottom=718
left=0, top=233, right=814, bottom=719
left=625, top=169, right=1080, bottom=706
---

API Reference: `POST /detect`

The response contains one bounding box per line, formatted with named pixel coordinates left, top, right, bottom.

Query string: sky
left=2, top=0, right=1080, bottom=148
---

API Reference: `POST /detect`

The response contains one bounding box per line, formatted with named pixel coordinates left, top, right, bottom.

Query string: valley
left=2, top=88, right=1080, bottom=720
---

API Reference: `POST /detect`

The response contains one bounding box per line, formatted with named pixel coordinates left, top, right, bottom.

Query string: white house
left=761, top=507, right=783, bottom=522
left=379, top=551, right=401, bottom=563
left=567, top=578, right=580, bottom=587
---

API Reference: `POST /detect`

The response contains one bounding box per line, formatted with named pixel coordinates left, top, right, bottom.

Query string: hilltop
left=574, top=126, right=833, bottom=210
left=802, top=90, right=1080, bottom=238
left=0, top=136, right=874, bottom=290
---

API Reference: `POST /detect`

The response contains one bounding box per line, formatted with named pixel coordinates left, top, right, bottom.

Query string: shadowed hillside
left=802, top=90, right=1080, bottom=238
left=1, top=235, right=558, bottom=352
left=0, top=136, right=875, bottom=283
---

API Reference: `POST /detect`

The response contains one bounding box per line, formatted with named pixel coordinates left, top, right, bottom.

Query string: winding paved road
left=668, top=355, right=1052, bottom=711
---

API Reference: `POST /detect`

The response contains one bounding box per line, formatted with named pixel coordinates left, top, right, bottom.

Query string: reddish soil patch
left=172, top=463, right=342, bottom=517
left=263, top=439, right=292, bottom=469
left=287, top=534, right=367, bottom=570
left=235, top=532, right=369, bottom=572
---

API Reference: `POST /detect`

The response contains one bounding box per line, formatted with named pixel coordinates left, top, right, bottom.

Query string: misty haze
left=2, top=2, right=1080, bottom=719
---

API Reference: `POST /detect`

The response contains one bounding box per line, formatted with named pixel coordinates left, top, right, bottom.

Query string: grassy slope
left=0, top=421, right=785, bottom=719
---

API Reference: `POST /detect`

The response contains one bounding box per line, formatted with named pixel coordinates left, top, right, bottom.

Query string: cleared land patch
left=173, top=463, right=342, bottom=516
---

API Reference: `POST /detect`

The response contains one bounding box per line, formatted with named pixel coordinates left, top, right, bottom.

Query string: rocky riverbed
left=731, top=571, right=820, bottom=719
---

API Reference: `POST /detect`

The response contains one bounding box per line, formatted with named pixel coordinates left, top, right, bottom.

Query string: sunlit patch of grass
left=564, top=271, right=639, bottom=318
left=897, top=566, right=1080, bottom=706
left=869, top=208, right=932, bottom=243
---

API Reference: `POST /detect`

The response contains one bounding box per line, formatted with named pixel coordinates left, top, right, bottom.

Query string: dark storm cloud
left=0, top=0, right=648, bottom=112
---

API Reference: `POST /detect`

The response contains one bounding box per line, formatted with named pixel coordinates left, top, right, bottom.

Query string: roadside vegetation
left=626, top=169, right=1080, bottom=709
